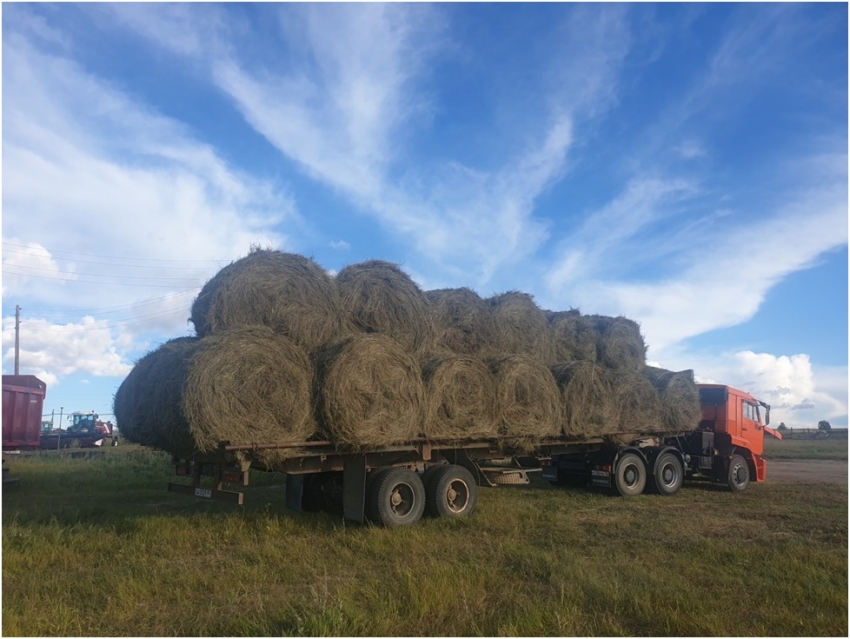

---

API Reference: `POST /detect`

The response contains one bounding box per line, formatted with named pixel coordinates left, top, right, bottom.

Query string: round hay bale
left=183, top=326, right=316, bottom=453
left=642, top=366, right=701, bottom=432
left=551, top=361, right=617, bottom=437
left=426, top=287, right=498, bottom=356
left=316, top=334, right=425, bottom=448
left=336, top=260, right=435, bottom=356
left=548, top=310, right=599, bottom=363
left=113, top=337, right=200, bottom=455
left=614, top=371, right=663, bottom=434
left=592, top=315, right=646, bottom=372
left=489, top=355, right=561, bottom=445
left=489, top=292, right=555, bottom=361
left=421, top=354, right=499, bottom=441
left=190, top=248, right=343, bottom=352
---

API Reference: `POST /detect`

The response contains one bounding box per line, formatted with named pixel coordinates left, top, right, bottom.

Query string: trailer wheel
left=614, top=453, right=646, bottom=496
left=727, top=454, right=750, bottom=492
left=421, top=463, right=446, bottom=493
left=651, top=452, right=683, bottom=496
left=367, top=467, right=425, bottom=527
left=426, top=465, right=477, bottom=519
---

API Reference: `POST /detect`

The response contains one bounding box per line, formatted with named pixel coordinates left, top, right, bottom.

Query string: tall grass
left=2, top=444, right=846, bottom=636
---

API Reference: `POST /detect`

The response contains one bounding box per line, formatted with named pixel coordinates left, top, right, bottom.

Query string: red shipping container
left=2, top=375, right=46, bottom=450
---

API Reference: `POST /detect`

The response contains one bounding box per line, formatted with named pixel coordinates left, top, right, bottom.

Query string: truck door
left=741, top=400, right=759, bottom=449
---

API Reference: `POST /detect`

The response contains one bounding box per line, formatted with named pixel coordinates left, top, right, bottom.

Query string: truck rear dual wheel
left=614, top=453, right=646, bottom=496
left=367, top=467, right=425, bottom=527
left=651, top=452, right=684, bottom=496
left=425, top=465, right=477, bottom=519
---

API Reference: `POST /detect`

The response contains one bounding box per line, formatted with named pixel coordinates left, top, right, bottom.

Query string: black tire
left=727, top=454, right=750, bottom=492
left=367, top=467, right=425, bottom=527
left=421, top=463, right=446, bottom=493
left=614, top=452, right=647, bottom=496
left=651, top=452, right=683, bottom=496
left=112, top=437, right=119, bottom=447
left=426, top=465, right=477, bottom=519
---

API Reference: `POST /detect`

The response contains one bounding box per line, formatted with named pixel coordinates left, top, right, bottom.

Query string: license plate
left=194, top=488, right=212, bottom=499
left=590, top=470, right=610, bottom=487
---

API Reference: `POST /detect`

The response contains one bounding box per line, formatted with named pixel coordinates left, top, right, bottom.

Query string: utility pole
left=14, top=305, right=21, bottom=375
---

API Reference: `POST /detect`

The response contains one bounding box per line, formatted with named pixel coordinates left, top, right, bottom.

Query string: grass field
left=2, top=443, right=847, bottom=636
left=763, top=436, right=848, bottom=461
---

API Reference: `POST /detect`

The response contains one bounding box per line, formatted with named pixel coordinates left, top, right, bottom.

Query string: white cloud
left=2, top=25, right=295, bottom=333
left=660, top=349, right=847, bottom=429
left=330, top=240, right=351, bottom=251
left=2, top=316, right=132, bottom=380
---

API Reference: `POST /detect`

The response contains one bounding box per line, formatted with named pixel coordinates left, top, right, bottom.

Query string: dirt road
left=767, top=459, right=847, bottom=484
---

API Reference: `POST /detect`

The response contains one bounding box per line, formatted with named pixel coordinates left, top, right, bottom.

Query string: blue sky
left=2, top=3, right=847, bottom=430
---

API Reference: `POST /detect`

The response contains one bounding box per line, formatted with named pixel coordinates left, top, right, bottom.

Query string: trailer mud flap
left=343, top=455, right=367, bottom=524
left=590, top=469, right=612, bottom=488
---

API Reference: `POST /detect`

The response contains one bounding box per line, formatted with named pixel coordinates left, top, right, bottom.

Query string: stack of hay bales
left=114, top=247, right=700, bottom=460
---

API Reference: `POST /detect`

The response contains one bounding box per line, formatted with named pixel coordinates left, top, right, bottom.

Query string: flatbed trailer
left=167, top=383, right=781, bottom=527
left=167, top=433, right=668, bottom=525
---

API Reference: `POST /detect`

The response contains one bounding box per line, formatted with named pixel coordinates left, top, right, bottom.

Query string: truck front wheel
left=614, top=453, right=646, bottom=496
left=426, top=465, right=477, bottom=519
left=367, top=467, right=425, bottom=527
left=727, top=454, right=750, bottom=492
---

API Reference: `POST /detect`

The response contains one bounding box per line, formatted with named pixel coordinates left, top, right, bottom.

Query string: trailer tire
left=727, top=454, right=750, bottom=492
left=651, top=452, right=683, bottom=496
left=614, top=452, right=646, bottom=496
left=367, top=467, right=425, bottom=527
left=421, top=463, right=446, bottom=493
left=426, top=465, right=477, bottom=519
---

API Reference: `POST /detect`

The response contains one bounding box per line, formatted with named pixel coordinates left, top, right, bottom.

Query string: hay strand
left=426, top=288, right=498, bottom=356
left=421, top=354, right=499, bottom=440
left=489, top=291, right=554, bottom=360
left=489, top=355, right=561, bottom=443
left=183, top=326, right=316, bottom=453
left=551, top=361, right=617, bottom=437
left=113, top=337, right=199, bottom=455
left=614, top=371, right=663, bottom=434
left=642, top=366, right=702, bottom=432
left=316, top=334, right=425, bottom=448
left=336, top=260, right=435, bottom=355
left=190, top=248, right=343, bottom=351
left=548, top=310, right=599, bottom=363
left=592, top=316, right=646, bottom=372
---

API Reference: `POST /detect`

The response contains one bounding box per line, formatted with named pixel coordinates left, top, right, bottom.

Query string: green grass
left=2, top=445, right=847, bottom=636
left=764, top=436, right=848, bottom=461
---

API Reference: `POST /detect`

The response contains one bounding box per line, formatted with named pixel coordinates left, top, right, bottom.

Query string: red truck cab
left=693, top=384, right=782, bottom=489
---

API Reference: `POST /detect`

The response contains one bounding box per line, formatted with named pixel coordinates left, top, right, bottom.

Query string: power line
left=3, top=269, right=205, bottom=287
left=23, top=288, right=199, bottom=315
left=7, top=262, right=208, bottom=282
left=2, top=247, right=220, bottom=271
left=2, top=241, right=234, bottom=265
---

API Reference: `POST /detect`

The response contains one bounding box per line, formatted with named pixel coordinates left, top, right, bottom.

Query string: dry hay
left=489, top=292, right=555, bottom=361
left=316, top=334, right=425, bottom=448
left=336, top=260, right=435, bottom=356
left=425, top=288, right=498, bottom=356
left=591, top=315, right=646, bottom=372
left=113, top=337, right=200, bottom=455
left=488, top=355, right=561, bottom=445
left=190, top=248, right=343, bottom=352
left=551, top=361, right=618, bottom=437
left=183, top=326, right=316, bottom=454
left=421, top=354, right=499, bottom=441
left=548, top=311, right=599, bottom=363
left=613, top=371, right=663, bottom=434
left=642, top=366, right=702, bottom=432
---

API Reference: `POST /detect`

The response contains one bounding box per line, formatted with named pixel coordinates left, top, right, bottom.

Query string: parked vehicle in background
left=39, top=411, right=119, bottom=449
